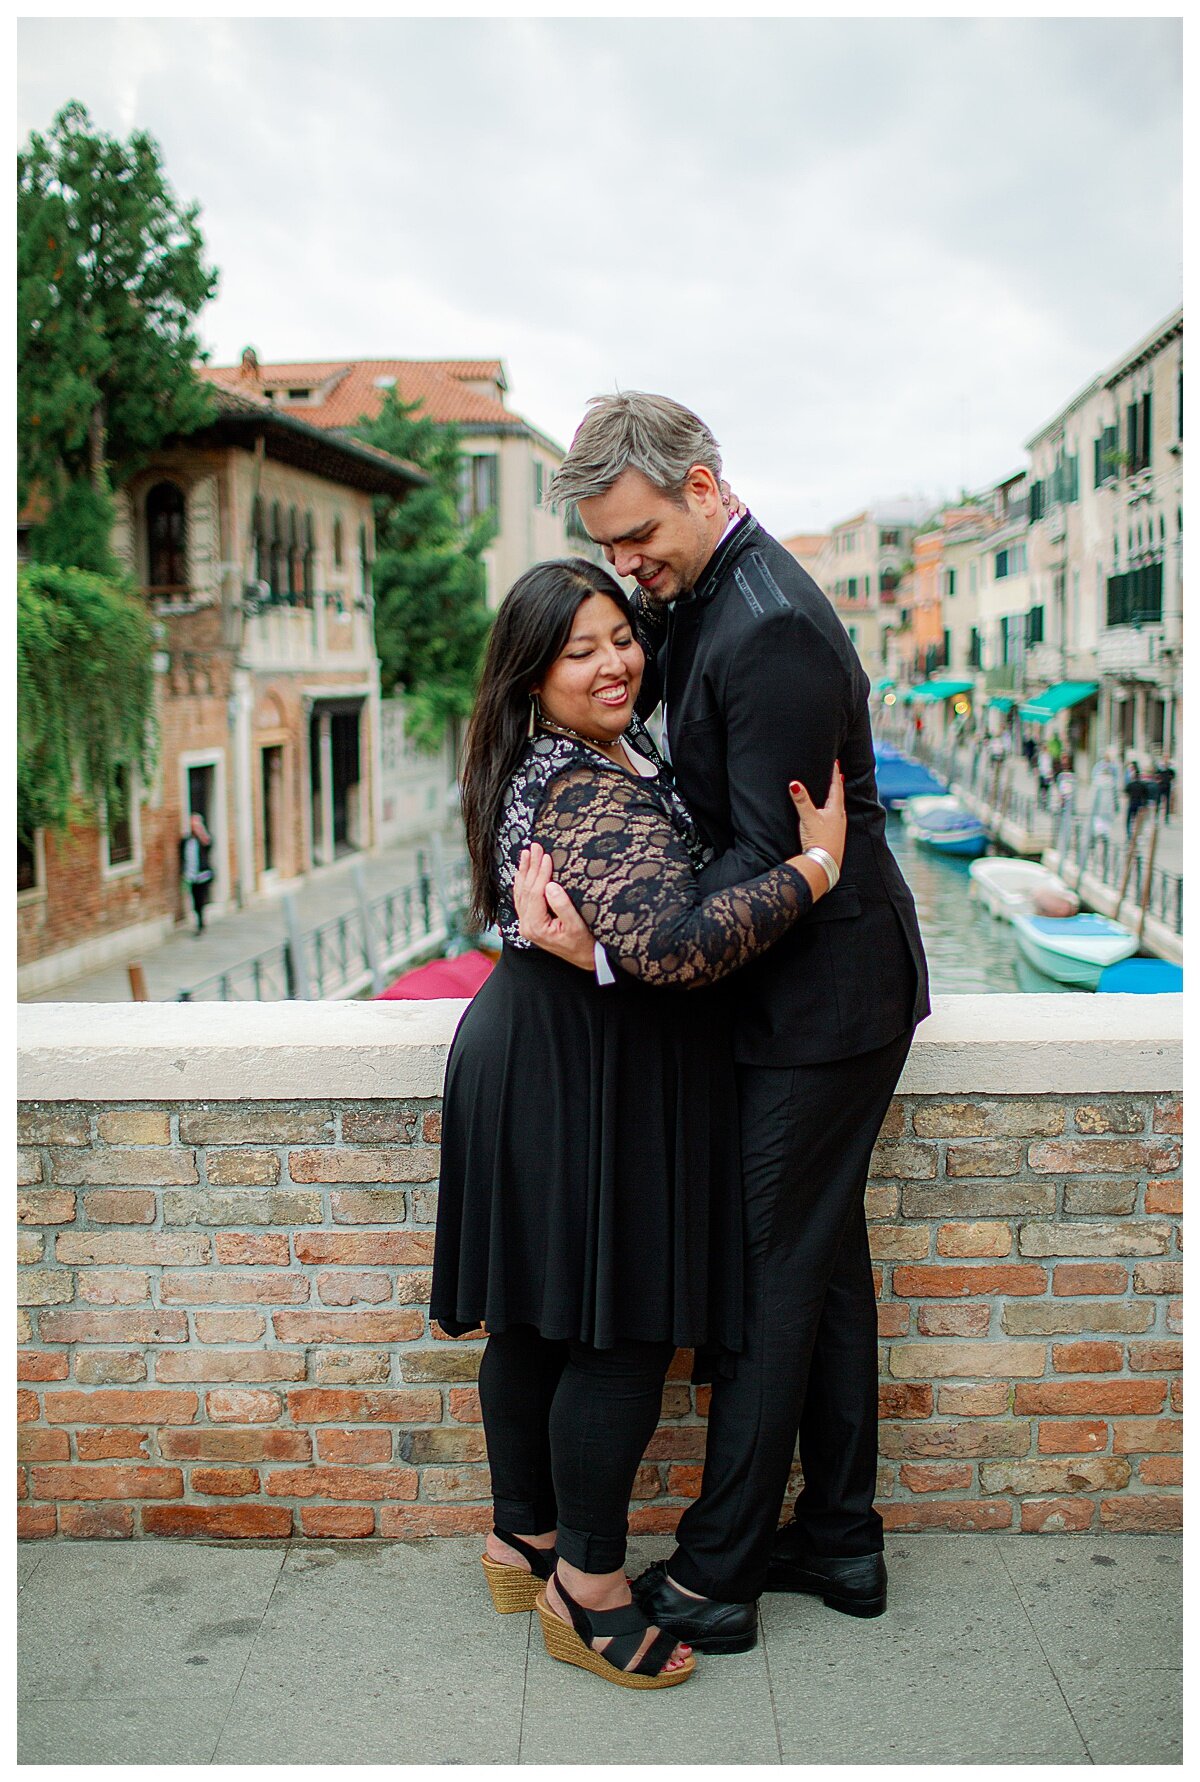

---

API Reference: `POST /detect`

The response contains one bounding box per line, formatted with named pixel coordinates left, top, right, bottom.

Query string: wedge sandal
left=534, top=1570, right=695, bottom=1690
left=481, top=1528, right=556, bottom=1614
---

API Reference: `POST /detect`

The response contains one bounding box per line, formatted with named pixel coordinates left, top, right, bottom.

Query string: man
left=179, top=811, right=214, bottom=934
left=515, top=392, right=929, bottom=1652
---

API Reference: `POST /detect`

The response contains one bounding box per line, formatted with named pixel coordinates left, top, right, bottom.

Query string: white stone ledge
left=16, top=995, right=1183, bottom=1102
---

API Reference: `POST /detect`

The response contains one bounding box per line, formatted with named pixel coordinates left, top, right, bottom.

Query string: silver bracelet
left=803, top=846, right=840, bottom=893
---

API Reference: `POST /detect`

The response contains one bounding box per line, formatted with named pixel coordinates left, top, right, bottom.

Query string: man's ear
left=684, top=464, right=724, bottom=516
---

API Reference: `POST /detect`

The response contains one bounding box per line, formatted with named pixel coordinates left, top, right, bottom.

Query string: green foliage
left=17, top=564, right=158, bottom=842
left=352, top=390, right=494, bottom=750
left=18, top=100, right=218, bottom=566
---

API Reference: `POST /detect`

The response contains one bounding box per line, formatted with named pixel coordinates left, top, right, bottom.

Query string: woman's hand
left=789, top=762, right=846, bottom=869
left=513, top=843, right=597, bottom=971
left=719, top=480, right=748, bottom=521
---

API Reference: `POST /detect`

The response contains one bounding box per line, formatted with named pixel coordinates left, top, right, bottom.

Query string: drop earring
left=527, top=693, right=540, bottom=739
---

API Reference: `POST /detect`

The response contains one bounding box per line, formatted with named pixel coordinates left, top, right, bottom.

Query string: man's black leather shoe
left=631, top=1559, right=758, bottom=1654
left=763, top=1548, right=887, bottom=1618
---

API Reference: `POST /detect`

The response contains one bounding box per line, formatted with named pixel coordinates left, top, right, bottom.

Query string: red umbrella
left=375, top=950, right=495, bottom=1000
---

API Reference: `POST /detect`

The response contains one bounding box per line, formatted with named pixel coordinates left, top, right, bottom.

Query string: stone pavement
left=17, top=1533, right=1181, bottom=1765
left=25, top=830, right=467, bottom=1005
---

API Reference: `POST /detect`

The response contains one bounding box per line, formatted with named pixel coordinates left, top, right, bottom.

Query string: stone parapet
left=17, top=997, right=1182, bottom=1540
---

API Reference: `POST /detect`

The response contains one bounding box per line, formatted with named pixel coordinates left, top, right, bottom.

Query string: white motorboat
left=1011, top=912, right=1139, bottom=990
left=968, top=857, right=1080, bottom=921
left=901, top=795, right=989, bottom=858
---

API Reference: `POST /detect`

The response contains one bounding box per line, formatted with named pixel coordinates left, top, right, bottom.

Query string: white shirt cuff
left=594, top=942, right=616, bottom=986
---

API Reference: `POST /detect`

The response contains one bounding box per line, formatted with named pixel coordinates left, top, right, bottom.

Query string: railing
left=1052, top=811, right=1183, bottom=937
left=177, top=854, right=472, bottom=1002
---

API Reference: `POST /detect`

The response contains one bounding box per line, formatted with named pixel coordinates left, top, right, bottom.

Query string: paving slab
left=761, top=1536, right=1089, bottom=1764
left=1052, top=1666, right=1183, bottom=1765
left=17, top=1548, right=45, bottom=1590
left=18, top=1694, right=225, bottom=1766
left=994, top=1533, right=1182, bottom=1677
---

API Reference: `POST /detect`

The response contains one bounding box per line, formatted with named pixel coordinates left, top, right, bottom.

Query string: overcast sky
left=17, top=14, right=1182, bottom=536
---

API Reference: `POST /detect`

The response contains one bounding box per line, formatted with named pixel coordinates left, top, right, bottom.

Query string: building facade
left=813, top=507, right=920, bottom=679
left=18, top=387, right=424, bottom=996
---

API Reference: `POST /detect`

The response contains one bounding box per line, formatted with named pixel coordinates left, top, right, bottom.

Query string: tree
left=352, top=390, right=494, bottom=749
left=18, top=564, right=158, bottom=843
left=18, top=100, right=218, bottom=570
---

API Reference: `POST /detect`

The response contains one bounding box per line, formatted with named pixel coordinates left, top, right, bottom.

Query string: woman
left=430, top=558, right=846, bottom=1690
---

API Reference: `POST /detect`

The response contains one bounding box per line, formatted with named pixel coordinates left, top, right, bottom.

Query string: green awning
left=988, top=695, right=1017, bottom=711
left=1018, top=681, right=1099, bottom=722
left=909, top=678, right=974, bottom=703
left=872, top=676, right=896, bottom=691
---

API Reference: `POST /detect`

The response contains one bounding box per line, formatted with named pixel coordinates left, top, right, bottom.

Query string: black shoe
left=763, top=1547, right=887, bottom=1618
left=630, top=1559, right=757, bottom=1654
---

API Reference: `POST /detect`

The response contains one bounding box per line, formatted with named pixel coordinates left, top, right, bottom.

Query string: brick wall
left=16, top=1001, right=1182, bottom=1540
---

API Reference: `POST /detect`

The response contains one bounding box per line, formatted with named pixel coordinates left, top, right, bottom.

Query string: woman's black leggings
left=478, top=1324, right=674, bottom=1573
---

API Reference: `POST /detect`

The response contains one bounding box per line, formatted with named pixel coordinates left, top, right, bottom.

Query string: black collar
left=681, top=513, right=762, bottom=607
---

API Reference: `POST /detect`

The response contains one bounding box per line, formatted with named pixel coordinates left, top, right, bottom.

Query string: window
left=1025, top=605, right=1045, bottom=646
left=1094, top=425, right=1120, bottom=487
left=533, top=461, right=545, bottom=505
left=145, top=481, right=187, bottom=589
left=104, top=764, right=136, bottom=871
left=847, top=577, right=858, bottom=600
left=864, top=576, right=870, bottom=598
left=359, top=524, right=373, bottom=602
left=18, top=833, right=39, bottom=895
left=943, top=627, right=951, bottom=664
left=269, top=502, right=284, bottom=598
left=968, top=628, right=982, bottom=668
left=1028, top=480, right=1045, bottom=523
left=287, top=388, right=311, bottom=400
left=880, top=529, right=900, bottom=547
left=303, top=512, right=316, bottom=600
left=995, top=549, right=1011, bottom=579
left=333, top=517, right=344, bottom=568
left=1127, top=392, right=1152, bottom=473
left=880, top=568, right=900, bottom=598
left=251, top=497, right=266, bottom=586
left=1049, top=451, right=1079, bottom=506
left=459, top=453, right=499, bottom=522
left=288, top=506, right=303, bottom=599
left=1107, top=562, right=1163, bottom=627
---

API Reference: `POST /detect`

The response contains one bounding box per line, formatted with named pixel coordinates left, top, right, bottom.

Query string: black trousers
left=668, top=1027, right=916, bottom=1602
left=187, top=880, right=212, bottom=929
left=478, top=1325, right=674, bottom=1573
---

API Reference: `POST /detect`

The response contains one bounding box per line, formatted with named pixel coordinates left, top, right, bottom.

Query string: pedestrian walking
left=1155, top=758, right=1176, bottom=819
left=1037, top=744, right=1054, bottom=809
left=179, top=813, right=214, bottom=934
left=1124, top=760, right=1146, bottom=837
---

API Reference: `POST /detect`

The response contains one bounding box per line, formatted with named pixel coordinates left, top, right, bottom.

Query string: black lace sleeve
left=532, top=765, right=813, bottom=988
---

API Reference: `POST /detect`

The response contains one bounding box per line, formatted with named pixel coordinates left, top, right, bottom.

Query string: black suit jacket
left=636, top=516, right=929, bottom=1066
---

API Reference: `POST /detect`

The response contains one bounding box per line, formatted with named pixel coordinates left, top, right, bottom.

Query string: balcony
left=1025, top=642, right=1062, bottom=681
left=1098, top=625, right=1164, bottom=677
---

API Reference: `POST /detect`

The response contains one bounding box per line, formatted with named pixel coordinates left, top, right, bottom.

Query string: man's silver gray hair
left=547, top=391, right=722, bottom=509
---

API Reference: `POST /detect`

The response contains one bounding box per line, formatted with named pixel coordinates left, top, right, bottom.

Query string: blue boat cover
left=917, top=808, right=984, bottom=834
left=1097, top=959, right=1182, bottom=993
left=1026, top=914, right=1127, bottom=937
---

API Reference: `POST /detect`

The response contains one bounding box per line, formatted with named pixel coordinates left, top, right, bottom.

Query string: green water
left=886, top=813, right=1077, bottom=996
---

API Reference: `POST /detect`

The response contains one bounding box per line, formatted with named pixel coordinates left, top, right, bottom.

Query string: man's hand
left=513, top=843, right=598, bottom=972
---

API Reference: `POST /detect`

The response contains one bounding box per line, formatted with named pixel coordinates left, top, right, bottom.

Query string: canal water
left=885, top=812, right=1077, bottom=996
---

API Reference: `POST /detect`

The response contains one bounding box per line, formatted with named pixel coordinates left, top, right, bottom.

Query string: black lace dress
left=430, top=718, right=813, bottom=1359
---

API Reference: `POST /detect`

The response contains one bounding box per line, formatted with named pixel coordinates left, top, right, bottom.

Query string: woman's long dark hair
left=461, top=557, right=636, bottom=928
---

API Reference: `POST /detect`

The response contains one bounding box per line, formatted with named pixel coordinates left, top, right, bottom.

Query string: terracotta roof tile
left=202, top=357, right=524, bottom=432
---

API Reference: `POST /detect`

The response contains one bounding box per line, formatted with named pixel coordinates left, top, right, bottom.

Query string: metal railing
left=177, top=852, right=472, bottom=1002
left=1052, top=813, right=1183, bottom=937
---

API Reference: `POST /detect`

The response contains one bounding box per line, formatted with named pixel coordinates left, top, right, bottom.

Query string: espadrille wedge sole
left=535, top=1589, right=696, bottom=1690
left=481, top=1554, right=544, bottom=1614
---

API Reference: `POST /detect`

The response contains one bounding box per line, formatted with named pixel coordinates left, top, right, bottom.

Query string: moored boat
left=1011, top=912, right=1139, bottom=990
left=968, top=857, right=1079, bottom=921
left=1096, top=958, right=1183, bottom=994
left=873, top=743, right=946, bottom=809
left=902, top=795, right=989, bottom=858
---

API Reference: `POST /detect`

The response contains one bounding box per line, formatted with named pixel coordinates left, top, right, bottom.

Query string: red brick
left=45, top=1390, right=198, bottom=1425
left=421, top=1466, right=491, bottom=1502
left=31, top=1465, right=183, bottom=1500
left=1098, top=1494, right=1182, bottom=1532
left=879, top=1383, right=933, bottom=1419
left=1170, top=1379, right=1182, bottom=1412
left=18, top=1189, right=77, bottom=1224
left=1037, top=1420, right=1107, bottom=1454
left=142, top=1503, right=294, bottom=1537
left=1167, top=1299, right=1182, bottom=1332
left=76, top=1428, right=150, bottom=1460
left=1021, top=1497, right=1096, bottom=1532
left=81, top=1191, right=156, bottom=1224
left=295, top=1232, right=434, bottom=1266
left=75, top=1352, right=147, bottom=1386
left=1140, top=1456, right=1183, bottom=1486
left=316, top=1430, right=392, bottom=1464
left=1052, top=1264, right=1128, bottom=1296
left=1111, top=1419, right=1183, bottom=1454
left=626, top=1505, right=686, bottom=1535
left=206, top=1389, right=282, bottom=1423
left=448, top=1387, right=482, bottom=1423
left=422, top=1112, right=442, bottom=1144
left=316, top=1271, right=392, bottom=1306
left=18, top=1352, right=69, bottom=1381
left=290, top=1148, right=436, bottom=1183
left=667, top=1464, right=704, bottom=1498
left=644, top=1429, right=707, bottom=1461
left=17, top=1505, right=57, bottom=1538
left=1015, top=1380, right=1166, bottom=1415
left=1152, top=1096, right=1182, bottom=1135
left=17, top=1429, right=70, bottom=1461
left=878, top=1421, right=1030, bottom=1460
left=55, top=1233, right=211, bottom=1266
left=59, top=1504, right=134, bottom=1538
left=161, top=1429, right=312, bottom=1462
left=17, top=1390, right=39, bottom=1423
left=194, top=1311, right=268, bottom=1344
left=379, top=1504, right=491, bottom=1537
left=877, top=1303, right=910, bottom=1337
left=78, top=1270, right=151, bottom=1305
left=39, top=1310, right=189, bottom=1345
left=880, top=1501, right=1013, bottom=1531
left=159, top=1272, right=310, bottom=1305
left=936, top=1222, right=1012, bottom=1258
left=156, top=1352, right=306, bottom=1383
left=1028, top=1138, right=1180, bottom=1174
left=265, top=1465, right=419, bottom=1501
left=898, top=1463, right=973, bottom=1492
left=1127, top=1341, right=1183, bottom=1373
left=917, top=1304, right=991, bottom=1337
left=192, top=1467, right=261, bottom=1496
left=944, top=1141, right=1024, bottom=1176
left=214, top=1232, right=291, bottom=1265
left=272, top=1310, right=423, bottom=1343
left=1132, top=1261, right=1183, bottom=1295
left=1051, top=1342, right=1123, bottom=1374
left=631, top=1463, right=662, bottom=1499
left=51, top=1148, right=198, bottom=1186
left=300, top=1505, right=376, bottom=1537
left=1145, top=1181, right=1182, bottom=1215
left=892, top=1265, right=1047, bottom=1298
left=286, top=1388, right=441, bottom=1425
left=937, top=1383, right=1011, bottom=1416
